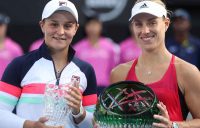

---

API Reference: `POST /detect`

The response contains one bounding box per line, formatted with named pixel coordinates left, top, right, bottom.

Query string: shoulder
left=72, top=57, right=95, bottom=72
left=7, top=50, right=40, bottom=70
left=174, top=56, right=200, bottom=92
left=110, top=61, right=133, bottom=83
left=175, top=56, right=199, bottom=77
left=73, top=39, right=87, bottom=48
left=101, top=37, right=119, bottom=51
left=1, top=50, right=40, bottom=85
left=5, top=37, right=23, bottom=52
left=101, top=37, right=115, bottom=45
left=6, top=50, right=41, bottom=73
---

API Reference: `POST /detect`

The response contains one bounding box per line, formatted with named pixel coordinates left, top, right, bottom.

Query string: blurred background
left=0, top=0, right=200, bottom=52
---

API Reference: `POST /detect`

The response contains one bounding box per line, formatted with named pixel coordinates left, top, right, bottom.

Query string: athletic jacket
left=0, top=43, right=97, bottom=128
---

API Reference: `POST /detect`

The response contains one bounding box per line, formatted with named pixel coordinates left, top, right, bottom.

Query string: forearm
left=177, top=119, right=200, bottom=128
left=0, top=109, right=25, bottom=128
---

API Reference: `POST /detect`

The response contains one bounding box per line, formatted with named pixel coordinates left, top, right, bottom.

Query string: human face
left=131, top=13, right=169, bottom=51
left=40, top=11, right=79, bottom=51
left=172, top=17, right=190, bottom=33
left=85, top=20, right=102, bottom=38
left=0, top=23, right=7, bottom=40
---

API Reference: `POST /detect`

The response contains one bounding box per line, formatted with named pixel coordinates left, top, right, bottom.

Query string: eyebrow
left=49, top=19, right=76, bottom=24
left=133, top=17, right=157, bottom=23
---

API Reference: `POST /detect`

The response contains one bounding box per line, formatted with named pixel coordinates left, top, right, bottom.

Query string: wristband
left=71, top=105, right=84, bottom=118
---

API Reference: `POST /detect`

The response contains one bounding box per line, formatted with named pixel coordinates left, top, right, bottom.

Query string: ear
left=164, top=18, right=170, bottom=32
left=73, top=23, right=79, bottom=35
left=39, top=20, right=45, bottom=33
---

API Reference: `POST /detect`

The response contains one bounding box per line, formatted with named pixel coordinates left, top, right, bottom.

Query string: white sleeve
left=76, top=110, right=93, bottom=128
left=0, top=109, right=25, bottom=128
left=69, top=105, right=95, bottom=128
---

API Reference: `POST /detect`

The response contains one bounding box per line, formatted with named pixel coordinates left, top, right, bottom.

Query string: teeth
left=54, top=37, right=66, bottom=40
left=141, top=37, right=153, bottom=41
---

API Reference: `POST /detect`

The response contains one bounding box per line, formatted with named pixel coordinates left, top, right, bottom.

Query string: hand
left=92, top=119, right=100, bottom=128
left=23, top=117, right=64, bottom=128
left=152, top=102, right=173, bottom=128
left=65, top=80, right=82, bottom=115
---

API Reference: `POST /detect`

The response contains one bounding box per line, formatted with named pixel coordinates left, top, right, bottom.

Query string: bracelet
left=172, top=122, right=179, bottom=128
left=71, top=105, right=84, bottom=118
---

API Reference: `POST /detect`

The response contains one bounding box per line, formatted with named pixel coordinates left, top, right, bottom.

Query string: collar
left=39, top=42, right=75, bottom=62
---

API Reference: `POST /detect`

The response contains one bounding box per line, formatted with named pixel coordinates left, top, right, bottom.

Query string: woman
left=74, top=15, right=119, bottom=96
left=0, top=0, right=97, bottom=128
left=110, top=0, right=200, bottom=127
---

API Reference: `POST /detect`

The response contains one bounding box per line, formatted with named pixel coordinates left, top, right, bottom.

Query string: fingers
left=65, top=86, right=82, bottom=113
left=67, top=86, right=82, bottom=98
left=154, top=114, right=169, bottom=125
left=152, top=122, right=168, bottom=128
left=92, top=119, right=100, bottom=128
left=153, top=115, right=172, bottom=128
left=38, top=117, right=48, bottom=123
left=65, top=87, right=82, bottom=106
left=152, top=102, right=172, bottom=128
left=157, top=102, right=169, bottom=118
left=73, top=80, right=79, bottom=88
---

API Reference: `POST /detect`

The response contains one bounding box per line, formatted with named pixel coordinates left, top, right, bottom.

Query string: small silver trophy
left=43, top=75, right=80, bottom=127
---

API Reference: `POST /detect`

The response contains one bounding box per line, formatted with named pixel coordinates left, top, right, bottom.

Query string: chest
left=135, top=63, right=169, bottom=84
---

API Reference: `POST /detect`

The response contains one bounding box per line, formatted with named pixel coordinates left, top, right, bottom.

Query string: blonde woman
left=111, top=0, right=200, bottom=127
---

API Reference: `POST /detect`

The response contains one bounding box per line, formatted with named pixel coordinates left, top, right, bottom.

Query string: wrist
left=172, top=122, right=179, bottom=128
left=71, top=105, right=84, bottom=119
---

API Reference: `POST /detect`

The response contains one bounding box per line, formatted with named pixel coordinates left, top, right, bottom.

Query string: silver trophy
left=43, top=75, right=80, bottom=127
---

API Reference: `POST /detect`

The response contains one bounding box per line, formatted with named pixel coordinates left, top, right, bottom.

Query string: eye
left=64, top=24, right=72, bottom=29
left=149, top=21, right=157, bottom=26
left=64, top=23, right=75, bottom=29
left=50, top=22, right=58, bottom=27
left=134, top=22, right=142, bottom=28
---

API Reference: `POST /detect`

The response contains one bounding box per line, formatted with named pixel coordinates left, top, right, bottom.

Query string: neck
left=0, top=37, right=5, bottom=49
left=51, top=47, right=69, bottom=70
left=174, top=31, right=189, bottom=43
left=88, top=36, right=99, bottom=45
left=139, top=47, right=171, bottom=67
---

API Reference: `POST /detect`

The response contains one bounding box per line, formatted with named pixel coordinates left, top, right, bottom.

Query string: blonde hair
left=134, top=0, right=172, bottom=18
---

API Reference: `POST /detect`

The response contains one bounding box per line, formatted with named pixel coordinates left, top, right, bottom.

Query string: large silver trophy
left=94, top=81, right=160, bottom=128
left=43, top=76, right=80, bottom=127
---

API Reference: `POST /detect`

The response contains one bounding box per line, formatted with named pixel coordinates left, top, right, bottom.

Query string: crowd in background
left=0, top=0, right=200, bottom=127
left=1, top=8, right=200, bottom=95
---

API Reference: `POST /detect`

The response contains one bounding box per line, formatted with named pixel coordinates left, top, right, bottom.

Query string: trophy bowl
left=94, top=81, right=160, bottom=128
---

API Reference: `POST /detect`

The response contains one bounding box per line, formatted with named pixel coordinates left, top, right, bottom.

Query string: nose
left=57, top=25, right=65, bottom=35
left=141, top=25, right=150, bottom=34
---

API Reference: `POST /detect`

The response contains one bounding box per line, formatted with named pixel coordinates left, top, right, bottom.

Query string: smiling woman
left=0, top=0, right=97, bottom=128
left=40, top=11, right=79, bottom=52
left=110, top=0, right=200, bottom=127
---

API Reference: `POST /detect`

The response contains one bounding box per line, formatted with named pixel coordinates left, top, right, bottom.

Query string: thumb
left=38, top=117, right=48, bottom=123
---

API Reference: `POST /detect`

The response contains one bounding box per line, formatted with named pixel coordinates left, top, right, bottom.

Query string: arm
left=0, top=59, right=26, bottom=128
left=67, top=63, right=97, bottom=128
left=153, top=59, right=200, bottom=128
left=176, top=60, right=200, bottom=127
left=110, top=62, right=132, bottom=84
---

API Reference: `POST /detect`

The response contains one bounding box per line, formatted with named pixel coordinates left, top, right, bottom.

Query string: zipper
left=52, top=61, right=65, bottom=86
